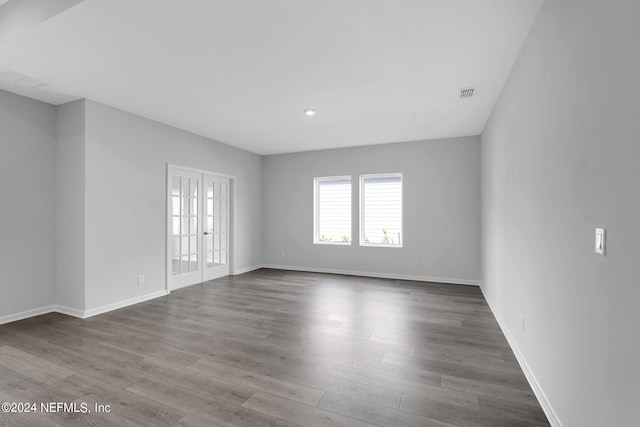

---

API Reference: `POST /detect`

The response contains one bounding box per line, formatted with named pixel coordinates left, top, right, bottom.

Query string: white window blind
left=314, top=176, right=351, bottom=244
left=360, top=174, right=402, bottom=247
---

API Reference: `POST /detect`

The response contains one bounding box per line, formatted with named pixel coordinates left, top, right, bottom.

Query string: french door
left=167, top=167, right=231, bottom=291
left=203, top=174, right=230, bottom=281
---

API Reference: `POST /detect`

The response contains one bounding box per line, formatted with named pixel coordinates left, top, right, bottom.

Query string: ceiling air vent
left=459, top=87, right=476, bottom=99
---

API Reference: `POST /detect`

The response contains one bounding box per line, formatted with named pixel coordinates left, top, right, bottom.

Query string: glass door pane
left=203, top=174, right=230, bottom=281
left=168, top=169, right=203, bottom=290
left=169, top=168, right=229, bottom=289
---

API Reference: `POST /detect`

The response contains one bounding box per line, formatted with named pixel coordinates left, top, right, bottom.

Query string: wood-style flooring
left=0, top=268, right=550, bottom=426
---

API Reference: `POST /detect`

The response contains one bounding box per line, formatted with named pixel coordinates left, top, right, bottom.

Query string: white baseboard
left=0, top=291, right=171, bottom=324
left=83, top=290, right=169, bottom=318
left=0, top=305, right=57, bottom=326
left=234, top=264, right=265, bottom=275
left=480, top=286, right=563, bottom=427
left=55, top=304, right=85, bottom=318
left=262, top=264, right=480, bottom=286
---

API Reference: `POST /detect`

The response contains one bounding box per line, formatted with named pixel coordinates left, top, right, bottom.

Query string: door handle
left=204, top=232, right=210, bottom=235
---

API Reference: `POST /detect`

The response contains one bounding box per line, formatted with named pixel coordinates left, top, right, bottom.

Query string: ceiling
left=0, top=0, right=543, bottom=155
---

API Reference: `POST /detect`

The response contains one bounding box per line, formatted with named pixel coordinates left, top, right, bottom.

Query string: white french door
left=168, top=169, right=202, bottom=290
left=167, top=167, right=231, bottom=291
left=203, top=174, right=230, bottom=281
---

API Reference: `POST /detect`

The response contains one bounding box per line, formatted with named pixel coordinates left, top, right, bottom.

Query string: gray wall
left=0, top=90, right=56, bottom=318
left=263, top=137, right=481, bottom=283
left=55, top=99, right=85, bottom=312
left=481, top=0, right=640, bottom=425
left=0, top=93, right=263, bottom=319
left=84, top=100, right=263, bottom=311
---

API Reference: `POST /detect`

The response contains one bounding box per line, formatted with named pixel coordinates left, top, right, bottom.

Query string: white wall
left=263, top=137, right=480, bottom=283
left=481, top=0, right=640, bottom=425
left=55, top=99, right=85, bottom=312
left=83, top=100, right=263, bottom=311
left=0, top=90, right=56, bottom=319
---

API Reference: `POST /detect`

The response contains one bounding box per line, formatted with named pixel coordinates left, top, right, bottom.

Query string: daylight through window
left=314, top=176, right=352, bottom=244
left=360, top=173, right=403, bottom=247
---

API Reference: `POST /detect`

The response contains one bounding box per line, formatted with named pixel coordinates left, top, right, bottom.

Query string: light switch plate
left=595, top=228, right=606, bottom=256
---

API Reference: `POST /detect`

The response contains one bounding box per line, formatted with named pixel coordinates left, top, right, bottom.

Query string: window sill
left=313, top=241, right=352, bottom=246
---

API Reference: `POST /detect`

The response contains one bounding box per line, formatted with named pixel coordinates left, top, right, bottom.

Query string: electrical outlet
left=521, top=314, right=525, bottom=331
left=137, top=275, right=144, bottom=285
left=281, top=251, right=286, bottom=257
left=419, top=260, right=427, bottom=268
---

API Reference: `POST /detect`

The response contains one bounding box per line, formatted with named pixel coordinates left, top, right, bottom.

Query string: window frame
left=359, top=172, right=403, bottom=248
left=313, top=175, right=352, bottom=246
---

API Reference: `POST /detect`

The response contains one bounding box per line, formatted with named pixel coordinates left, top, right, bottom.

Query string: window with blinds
left=360, top=173, right=403, bottom=247
left=313, top=176, right=352, bottom=244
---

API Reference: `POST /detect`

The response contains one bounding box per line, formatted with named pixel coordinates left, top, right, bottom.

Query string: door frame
left=166, top=164, right=236, bottom=292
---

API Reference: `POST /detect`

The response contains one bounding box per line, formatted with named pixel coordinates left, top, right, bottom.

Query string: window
left=314, top=176, right=352, bottom=244
left=360, top=173, right=403, bottom=247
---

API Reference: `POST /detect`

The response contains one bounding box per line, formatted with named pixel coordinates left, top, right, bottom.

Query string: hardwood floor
left=0, top=269, right=550, bottom=426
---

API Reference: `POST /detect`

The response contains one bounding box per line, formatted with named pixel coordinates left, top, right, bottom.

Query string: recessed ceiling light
left=304, top=109, right=316, bottom=116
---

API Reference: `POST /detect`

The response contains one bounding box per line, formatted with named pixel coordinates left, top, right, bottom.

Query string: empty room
left=0, top=0, right=637, bottom=426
